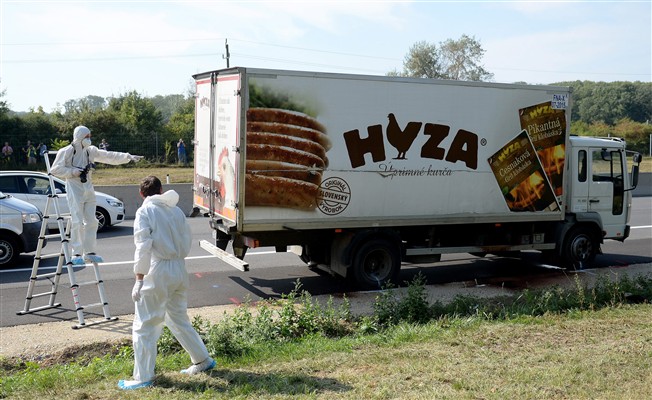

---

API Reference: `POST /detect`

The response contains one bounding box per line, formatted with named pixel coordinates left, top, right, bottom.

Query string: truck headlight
left=22, top=213, right=42, bottom=223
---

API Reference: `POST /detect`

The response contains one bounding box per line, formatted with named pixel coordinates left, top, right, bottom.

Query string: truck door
left=588, top=148, right=627, bottom=239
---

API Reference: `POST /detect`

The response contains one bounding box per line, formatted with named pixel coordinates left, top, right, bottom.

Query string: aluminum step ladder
left=16, top=151, right=118, bottom=329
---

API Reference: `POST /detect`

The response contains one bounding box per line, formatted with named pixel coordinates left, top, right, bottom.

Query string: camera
left=79, top=163, right=95, bottom=183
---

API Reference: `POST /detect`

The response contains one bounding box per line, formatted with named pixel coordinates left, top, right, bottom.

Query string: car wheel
left=96, top=208, right=110, bottom=232
left=0, top=235, right=20, bottom=267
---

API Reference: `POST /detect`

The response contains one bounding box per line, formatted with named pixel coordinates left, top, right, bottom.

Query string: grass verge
left=1, top=274, right=651, bottom=399
left=92, top=165, right=194, bottom=185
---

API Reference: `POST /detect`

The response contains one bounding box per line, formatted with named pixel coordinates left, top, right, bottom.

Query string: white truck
left=192, top=67, right=642, bottom=287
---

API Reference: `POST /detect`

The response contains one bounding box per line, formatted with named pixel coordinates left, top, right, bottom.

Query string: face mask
left=81, top=138, right=92, bottom=147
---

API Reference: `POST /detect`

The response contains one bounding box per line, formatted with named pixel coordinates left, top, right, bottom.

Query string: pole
left=224, top=39, right=230, bottom=68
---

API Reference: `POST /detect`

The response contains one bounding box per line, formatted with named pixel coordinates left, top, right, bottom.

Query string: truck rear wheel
left=562, top=226, right=598, bottom=270
left=352, top=239, right=400, bottom=288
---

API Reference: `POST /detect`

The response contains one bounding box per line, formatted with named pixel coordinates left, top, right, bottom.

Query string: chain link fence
left=1, top=132, right=193, bottom=170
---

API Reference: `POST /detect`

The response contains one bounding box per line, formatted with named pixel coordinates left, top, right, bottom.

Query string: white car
left=0, top=191, right=43, bottom=266
left=0, top=171, right=125, bottom=232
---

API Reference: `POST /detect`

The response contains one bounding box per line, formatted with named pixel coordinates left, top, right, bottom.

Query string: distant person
left=26, top=142, right=38, bottom=165
left=21, top=140, right=33, bottom=165
left=99, top=139, right=110, bottom=151
left=27, top=178, right=37, bottom=194
left=118, top=176, right=215, bottom=390
left=38, top=142, right=48, bottom=161
left=50, top=125, right=143, bottom=265
left=177, top=139, right=187, bottom=165
left=1, top=142, right=13, bottom=163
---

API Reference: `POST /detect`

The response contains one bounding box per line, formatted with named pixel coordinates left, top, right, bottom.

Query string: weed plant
left=155, top=272, right=651, bottom=358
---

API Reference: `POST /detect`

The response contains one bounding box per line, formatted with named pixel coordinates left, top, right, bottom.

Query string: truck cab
left=567, top=136, right=641, bottom=241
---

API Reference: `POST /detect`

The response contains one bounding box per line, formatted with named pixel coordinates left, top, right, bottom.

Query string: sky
left=1, top=0, right=650, bottom=112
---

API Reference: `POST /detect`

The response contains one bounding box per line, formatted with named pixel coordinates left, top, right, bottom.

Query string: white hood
left=143, top=190, right=179, bottom=208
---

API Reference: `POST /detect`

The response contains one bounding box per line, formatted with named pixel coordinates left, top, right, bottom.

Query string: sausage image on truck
left=192, top=67, right=642, bottom=288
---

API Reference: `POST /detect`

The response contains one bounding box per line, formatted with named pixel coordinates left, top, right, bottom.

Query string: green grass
left=92, top=165, right=194, bottom=185
left=1, top=306, right=651, bottom=399
left=90, top=157, right=652, bottom=186
left=1, top=274, right=651, bottom=399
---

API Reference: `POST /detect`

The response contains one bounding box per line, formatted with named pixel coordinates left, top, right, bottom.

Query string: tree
left=163, top=96, right=195, bottom=163
left=152, top=94, right=186, bottom=124
left=439, top=35, right=494, bottom=81
left=108, top=91, right=162, bottom=134
left=393, top=35, right=493, bottom=81
left=0, top=88, right=10, bottom=120
left=400, top=41, right=443, bottom=79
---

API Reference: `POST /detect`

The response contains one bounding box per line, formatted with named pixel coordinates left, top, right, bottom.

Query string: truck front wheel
left=562, top=226, right=598, bottom=270
left=352, top=239, right=400, bottom=289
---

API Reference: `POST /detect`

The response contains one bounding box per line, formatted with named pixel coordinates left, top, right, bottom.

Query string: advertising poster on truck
left=194, top=69, right=573, bottom=231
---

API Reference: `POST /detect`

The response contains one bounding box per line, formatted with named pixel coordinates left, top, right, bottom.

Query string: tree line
left=0, top=90, right=194, bottom=166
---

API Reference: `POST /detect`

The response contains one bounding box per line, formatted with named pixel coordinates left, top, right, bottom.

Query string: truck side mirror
left=631, top=165, right=639, bottom=188
left=633, top=153, right=643, bottom=164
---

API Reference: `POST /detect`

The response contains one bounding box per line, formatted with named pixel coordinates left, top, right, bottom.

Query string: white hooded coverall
left=50, top=128, right=134, bottom=256
left=131, top=190, right=210, bottom=382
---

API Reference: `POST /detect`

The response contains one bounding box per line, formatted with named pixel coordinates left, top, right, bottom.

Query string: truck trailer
left=192, top=67, right=642, bottom=288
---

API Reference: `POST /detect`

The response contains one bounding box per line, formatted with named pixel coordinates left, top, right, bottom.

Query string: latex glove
left=128, top=154, right=144, bottom=162
left=72, top=169, right=82, bottom=177
left=132, top=280, right=144, bottom=302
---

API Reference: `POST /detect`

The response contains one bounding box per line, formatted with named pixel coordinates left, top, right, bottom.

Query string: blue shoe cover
left=118, top=379, right=153, bottom=390
left=181, top=358, right=216, bottom=374
left=71, top=256, right=85, bottom=265
left=84, top=254, right=104, bottom=263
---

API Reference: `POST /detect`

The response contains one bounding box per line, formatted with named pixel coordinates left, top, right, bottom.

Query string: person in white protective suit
left=118, top=176, right=215, bottom=390
left=50, top=125, right=143, bottom=265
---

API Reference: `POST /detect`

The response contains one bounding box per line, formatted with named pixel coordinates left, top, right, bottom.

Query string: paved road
left=1, top=197, right=650, bottom=328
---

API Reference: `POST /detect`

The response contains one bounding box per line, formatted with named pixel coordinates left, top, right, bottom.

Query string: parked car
left=0, top=171, right=125, bottom=232
left=0, top=191, right=43, bottom=267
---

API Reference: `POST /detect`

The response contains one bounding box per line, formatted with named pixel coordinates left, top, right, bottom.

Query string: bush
left=152, top=273, right=652, bottom=362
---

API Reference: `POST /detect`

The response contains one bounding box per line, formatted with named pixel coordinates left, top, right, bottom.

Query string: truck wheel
left=0, top=235, right=20, bottom=267
left=352, top=239, right=400, bottom=289
left=562, top=226, right=597, bottom=270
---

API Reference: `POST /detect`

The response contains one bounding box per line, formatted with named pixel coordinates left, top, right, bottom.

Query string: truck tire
left=0, top=235, right=20, bottom=267
left=562, top=226, right=598, bottom=270
left=352, top=239, right=400, bottom=289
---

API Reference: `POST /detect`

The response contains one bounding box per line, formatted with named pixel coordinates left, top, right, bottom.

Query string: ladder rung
left=75, top=280, right=101, bottom=287
left=30, top=291, right=58, bottom=299
left=78, top=302, right=106, bottom=310
left=37, top=252, right=65, bottom=260
left=43, top=233, right=67, bottom=240
left=33, top=271, right=61, bottom=279
left=43, top=214, right=72, bottom=219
